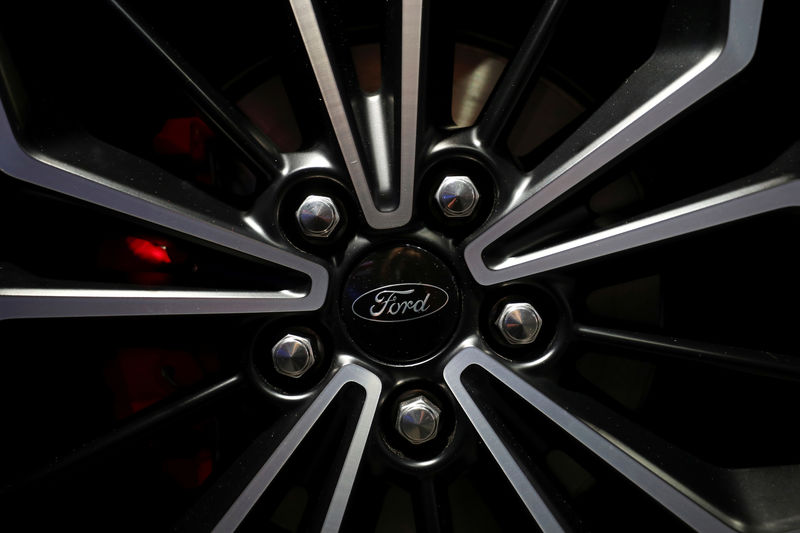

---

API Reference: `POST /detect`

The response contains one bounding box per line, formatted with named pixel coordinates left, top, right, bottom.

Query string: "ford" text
left=351, top=283, right=449, bottom=323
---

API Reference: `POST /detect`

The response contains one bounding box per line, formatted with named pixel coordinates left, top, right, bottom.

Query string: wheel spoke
left=527, top=368, right=800, bottom=531
left=8, top=374, right=244, bottom=490
left=444, top=350, right=570, bottom=532
left=109, top=0, right=284, bottom=179
left=359, top=93, right=394, bottom=210
left=396, top=0, right=424, bottom=225
left=466, top=0, right=764, bottom=285
left=496, top=170, right=799, bottom=278
left=211, top=364, right=381, bottom=532
left=475, top=0, right=567, bottom=146
left=0, top=268, right=312, bottom=320
left=483, top=141, right=798, bottom=279
left=444, top=347, right=736, bottom=532
left=418, top=0, right=455, bottom=129
left=288, top=0, right=414, bottom=229
left=0, top=106, right=327, bottom=310
left=413, top=478, right=452, bottom=533
left=577, top=325, right=800, bottom=381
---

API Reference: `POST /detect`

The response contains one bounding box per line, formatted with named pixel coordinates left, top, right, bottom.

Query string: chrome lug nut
left=295, top=195, right=341, bottom=238
left=435, top=175, right=480, bottom=218
left=495, top=302, right=542, bottom=345
left=271, top=334, right=316, bottom=378
left=396, top=394, right=442, bottom=445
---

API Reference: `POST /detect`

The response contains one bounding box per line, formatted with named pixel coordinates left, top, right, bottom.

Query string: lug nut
left=395, top=394, right=441, bottom=445
left=295, top=195, right=341, bottom=238
left=271, top=334, right=316, bottom=378
left=494, top=302, right=542, bottom=345
left=435, top=175, right=480, bottom=218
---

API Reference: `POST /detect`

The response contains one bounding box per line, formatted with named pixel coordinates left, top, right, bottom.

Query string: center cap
left=341, top=245, right=460, bottom=364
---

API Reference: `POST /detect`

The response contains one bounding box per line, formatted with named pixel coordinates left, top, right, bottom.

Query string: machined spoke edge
left=443, top=347, right=736, bottom=532
left=490, top=171, right=800, bottom=278
left=0, top=285, right=314, bottom=320
left=289, top=0, right=411, bottom=229
left=212, top=363, right=381, bottom=532
left=465, top=0, right=764, bottom=285
left=444, top=350, right=570, bottom=533
left=396, top=0, right=424, bottom=225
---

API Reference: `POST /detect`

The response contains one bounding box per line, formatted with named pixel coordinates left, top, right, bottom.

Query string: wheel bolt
left=395, top=394, right=441, bottom=445
left=295, top=195, right=341, bottom=238
left=494, top=302, right=542, bottom=345
left=271, top=334, right=316, bottom=378
left=435, top=175, right=480, bottom=218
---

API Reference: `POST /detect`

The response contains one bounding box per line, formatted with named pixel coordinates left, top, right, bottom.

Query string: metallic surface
left=362, top=94, right=393, bottom=202
left=287, top=0, right=423, bottom=229
left=444, top=348, right=568, bottom=532
left=493, top=174, right=800, bottom=275
left=464, top=0, right=765, bottom=285
left=395, top=394, right=441, bottom=444
left=0, top=0, right=784, bottom=530
left=444, top=347, right=736, bottom=532
left=398, top=0, right=424, bottom=226
left=435, top=175, right=480, bottom=217
left=295, top=194, right=341, bottom=238
left=287, top=0, right=373, bottom=223
left=340, top=245, right=460, bottom=364
left=0, top=285, right=310, bottom=320
left=271, top=334, right=316, bottom=378
left=212, top=363, right=381, bottom=532
left=494, top=302, right=542, bottom=345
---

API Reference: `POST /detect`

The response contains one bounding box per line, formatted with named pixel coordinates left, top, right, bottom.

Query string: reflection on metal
left=493, top=175, right=800, bottom=275
left=237, top=76, right=303, bottom=152
left=398, top=0, right=424, bottom=225
left=0, top=284, right=314, bottom=320
left=362, top=94, right=394, bottom=204
left=507, top=78, right=584, bottom=157
left=213, top=364, right=381, bottom=532
left=396, top=394, right=441, bottom=444
left=451, top=43, right=508, bottom=127
left=494, top=302, right=542, bottom=344
left=272, top=334, right=316, bottom=378
left=436, top=175, right=480, bottom=218
left=296, top=194, right=341, bottom=238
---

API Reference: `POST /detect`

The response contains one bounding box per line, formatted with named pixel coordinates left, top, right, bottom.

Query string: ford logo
left=351, top=283, right=449, bottom=323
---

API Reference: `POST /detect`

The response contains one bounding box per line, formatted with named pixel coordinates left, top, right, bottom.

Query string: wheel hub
left=340, top=244, right=460, bottom=364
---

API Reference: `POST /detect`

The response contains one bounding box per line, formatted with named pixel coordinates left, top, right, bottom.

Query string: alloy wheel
left=2, top=0, right=800, bottom=531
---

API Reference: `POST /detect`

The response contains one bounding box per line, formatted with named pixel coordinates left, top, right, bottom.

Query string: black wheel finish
left=341, top=245, right=460, bottom=364
left=1, top=0, right=799, bottom=532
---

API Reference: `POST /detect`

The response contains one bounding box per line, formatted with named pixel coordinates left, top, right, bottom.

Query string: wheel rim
left=2, top=0, right=800, bottom=531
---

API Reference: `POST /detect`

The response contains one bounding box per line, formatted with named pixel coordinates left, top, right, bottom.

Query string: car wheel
left=2, top=0, right=799, bottom=531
